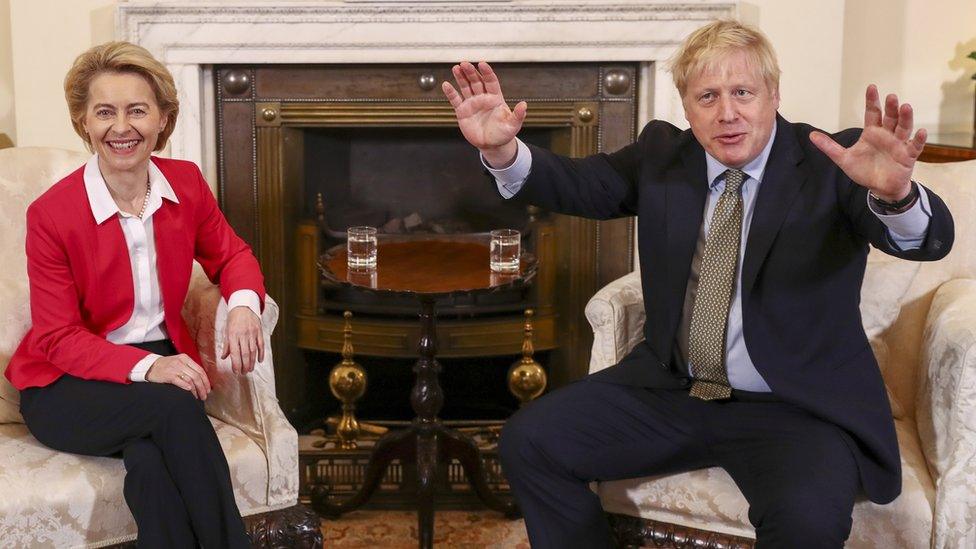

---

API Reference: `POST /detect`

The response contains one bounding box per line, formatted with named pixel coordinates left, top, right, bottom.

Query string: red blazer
left=5, top=156, right=265, bottom=390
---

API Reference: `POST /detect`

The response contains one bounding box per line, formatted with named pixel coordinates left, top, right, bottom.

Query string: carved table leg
left=442, top=428, right=520, bottom=518
left=416, top=431, right=438, bottom=549
left=411, top=296, right=444, bottom=548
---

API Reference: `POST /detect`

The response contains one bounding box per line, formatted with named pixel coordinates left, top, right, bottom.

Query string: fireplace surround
left=117, top=0, right=737, bottom=415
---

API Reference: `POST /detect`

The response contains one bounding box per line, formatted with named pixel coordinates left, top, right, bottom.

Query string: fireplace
left=215, top=62, right=636, bottom=422
left=118, top=0, right=735, bottom=418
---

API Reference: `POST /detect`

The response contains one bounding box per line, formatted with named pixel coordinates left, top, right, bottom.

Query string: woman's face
left=82, top=71, right=167, bottom=178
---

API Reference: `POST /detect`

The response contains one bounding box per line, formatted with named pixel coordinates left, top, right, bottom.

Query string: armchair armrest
left=585, top=270, right=645, bottom=374
left=182, top=270, right=299, bottom=509
left=917, top=278, right=976, bottom=549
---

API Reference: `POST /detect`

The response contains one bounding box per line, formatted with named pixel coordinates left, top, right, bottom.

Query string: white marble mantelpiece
left=117, top=0, right=736, bottom=180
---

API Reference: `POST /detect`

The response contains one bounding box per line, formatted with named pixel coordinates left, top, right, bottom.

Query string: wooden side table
left=313, top=237, right=530, bottom=548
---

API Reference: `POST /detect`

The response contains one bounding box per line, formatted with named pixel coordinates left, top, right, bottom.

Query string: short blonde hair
left=670, top=20, right=781, bottom=98
left=64, top=41, right=179, bottom=152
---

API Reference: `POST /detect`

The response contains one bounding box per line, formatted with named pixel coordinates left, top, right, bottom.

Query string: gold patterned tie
left=688, top=169, right=745, bottom=400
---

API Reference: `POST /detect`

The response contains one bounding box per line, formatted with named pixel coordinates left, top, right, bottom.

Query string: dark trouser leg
left=20, top=376, right=249, bottom=549
left=123, top=439, right=195, bottom=548
left=498, top=380, right=713, bottom=549
left=711, top=400, right=860, bottom=549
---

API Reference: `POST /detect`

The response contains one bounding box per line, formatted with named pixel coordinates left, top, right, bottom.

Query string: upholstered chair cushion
left=0, top=148, right=90, bottom=424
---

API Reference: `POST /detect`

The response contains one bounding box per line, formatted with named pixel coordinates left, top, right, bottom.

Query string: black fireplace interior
left=299, top=126, right=555, bottom=427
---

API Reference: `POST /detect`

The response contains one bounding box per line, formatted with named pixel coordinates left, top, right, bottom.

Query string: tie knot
left=723, top=169, right=745, bottom=194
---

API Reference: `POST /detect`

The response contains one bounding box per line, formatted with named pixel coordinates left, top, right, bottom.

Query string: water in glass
left=490, top=229, right=520, bottom=273
left=347, top=226, right=377, bottom=270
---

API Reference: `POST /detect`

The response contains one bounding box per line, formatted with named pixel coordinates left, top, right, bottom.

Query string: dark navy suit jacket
left=515, top=114, right=954, bottom=504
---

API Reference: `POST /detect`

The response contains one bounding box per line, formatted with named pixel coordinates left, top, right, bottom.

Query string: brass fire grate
left=299, top=423, right=511, bottom=511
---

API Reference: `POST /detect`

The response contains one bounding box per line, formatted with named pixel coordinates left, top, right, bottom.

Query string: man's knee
left=756, top=494, right=854, bottom=548
left=498, top=403, right=545, bottom=472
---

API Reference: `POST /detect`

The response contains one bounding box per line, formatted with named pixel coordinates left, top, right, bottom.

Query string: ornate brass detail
left=417, top=72, right=437, bottom=91
left=507, top=310, right=547, bottom=405
left=604, top=69, right=632, bottom=95
left=276, top=102, right=584, bottom=127
left=222, top=70, right=251, bottom=96
left=328, top=311, right=368, bottom=449
left=255, top=102, right=282, bottom=127
left=577, top=106, right=594, bottom=123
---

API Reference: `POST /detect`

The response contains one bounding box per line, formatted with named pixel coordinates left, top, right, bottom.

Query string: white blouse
left=83, top=155, right=260, bottom=381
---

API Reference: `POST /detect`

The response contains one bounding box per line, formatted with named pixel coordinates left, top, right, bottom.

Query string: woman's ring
left=178, top=373, right=188, bottom=382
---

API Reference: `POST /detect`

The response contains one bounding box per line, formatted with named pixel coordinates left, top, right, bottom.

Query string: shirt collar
left=704, top=122, right=777, bottom=189
left=84, top=155, right=179, bottom=224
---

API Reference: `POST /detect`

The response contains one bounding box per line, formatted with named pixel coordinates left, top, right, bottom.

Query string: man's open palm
left=442, top=61, right=526, bottom=158
left=810, top=85, right=926, bottom=201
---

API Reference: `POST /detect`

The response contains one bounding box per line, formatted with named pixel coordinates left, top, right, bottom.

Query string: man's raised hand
left=442, top=61, right=527, bottom=168
left=810, top=85, right=926, bottom=202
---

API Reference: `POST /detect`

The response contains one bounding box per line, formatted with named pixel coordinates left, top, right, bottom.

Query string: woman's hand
left=146, top=354, right=212, bottom=399
left=222, top=306, right=264, bottom=375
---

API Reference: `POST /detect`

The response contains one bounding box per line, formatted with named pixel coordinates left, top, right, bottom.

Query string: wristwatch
left=869, top=181, right=919, bottom=214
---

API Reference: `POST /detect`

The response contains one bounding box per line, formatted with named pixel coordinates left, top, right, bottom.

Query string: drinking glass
left=490, top=229, right=521, bottom=273
left=347, top=226, right=377, bottom=270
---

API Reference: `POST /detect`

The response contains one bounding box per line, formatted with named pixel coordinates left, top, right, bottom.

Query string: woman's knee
left=138, top=383, right=206, bottom=421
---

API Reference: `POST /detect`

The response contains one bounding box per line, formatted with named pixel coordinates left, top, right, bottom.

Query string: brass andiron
left=507, top=309, right=547, bottom=405
left=328, top=311, right=368, bottom=449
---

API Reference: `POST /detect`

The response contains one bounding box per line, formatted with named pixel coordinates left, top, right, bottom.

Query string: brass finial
left=507, top=309, right=547, bottom=405
left=328, top=311, right=368, bottom=449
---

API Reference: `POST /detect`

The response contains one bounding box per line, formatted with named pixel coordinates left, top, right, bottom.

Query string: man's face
left=682, top=50, right=780, bottom=168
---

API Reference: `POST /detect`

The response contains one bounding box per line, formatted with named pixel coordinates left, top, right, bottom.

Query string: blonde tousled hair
left=670, top=20, right=781, bottom=98
left=64, top=41, right=179, bottom=152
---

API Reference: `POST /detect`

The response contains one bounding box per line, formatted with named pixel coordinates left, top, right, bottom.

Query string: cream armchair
left=585, top=159, right=976, bottom=549
left=0, top=147, right=321, bottom=548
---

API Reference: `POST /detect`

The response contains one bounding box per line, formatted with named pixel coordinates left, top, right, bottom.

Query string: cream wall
left=0, top=0, right=16, bottom=142
left=840, top=0, right=976, bottom=139
left=2, top=0, right=973, bottom=149
left=7, top=0, right=115, bottom=150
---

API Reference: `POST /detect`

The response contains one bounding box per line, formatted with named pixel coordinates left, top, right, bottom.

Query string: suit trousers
left=498, top=378, right=860, bottom=549
left=19, top=340, right=250, bottom=549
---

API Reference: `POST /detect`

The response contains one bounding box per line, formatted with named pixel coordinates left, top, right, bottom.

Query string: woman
left=5, top=41, right=265, bottom=548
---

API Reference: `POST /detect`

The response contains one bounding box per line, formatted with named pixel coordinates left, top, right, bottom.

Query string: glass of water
left=347, top=226, right=377, bottom=271
left=490, top=229, right=521, bottom=273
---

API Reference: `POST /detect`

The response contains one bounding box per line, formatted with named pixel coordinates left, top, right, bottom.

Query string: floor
left=320, top=510, right=530, bottom=548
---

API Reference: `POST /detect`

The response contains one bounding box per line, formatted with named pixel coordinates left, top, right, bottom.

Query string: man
left=442, top=20, right=953, bottom=549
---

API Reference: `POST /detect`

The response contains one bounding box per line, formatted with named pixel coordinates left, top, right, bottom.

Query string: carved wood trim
left=608, top=512, right=755, bottom=549
left=105, top=503, right=323, bottom=548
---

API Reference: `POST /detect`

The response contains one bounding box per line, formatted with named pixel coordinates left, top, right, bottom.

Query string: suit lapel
left=741, top=116, right=807, bottom=297
left=666, top=135, right=708, bottom=323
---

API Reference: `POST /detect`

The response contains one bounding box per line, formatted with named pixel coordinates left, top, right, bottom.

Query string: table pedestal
left=311, top=296, right=520, bottom=548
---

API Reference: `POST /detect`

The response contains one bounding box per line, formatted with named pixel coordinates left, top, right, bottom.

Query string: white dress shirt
left=83, top=155, right=261, bottom=382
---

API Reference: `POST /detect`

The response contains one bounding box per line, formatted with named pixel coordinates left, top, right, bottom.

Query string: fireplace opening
left=304, top=126, right=553, bottom=236
left=303, top=126, right=554, bottom=318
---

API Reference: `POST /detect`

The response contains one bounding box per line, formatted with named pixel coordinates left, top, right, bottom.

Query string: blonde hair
left=670, top=20, right=781, bottom=98
left=64, top=41, right=179, bottom=152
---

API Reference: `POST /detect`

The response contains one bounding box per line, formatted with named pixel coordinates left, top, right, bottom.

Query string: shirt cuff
left=227, top=289, right=262, bottom=319
left=129, top=353, right=161, bottom=382
left=481, top=138, right=532, bottom=199
left=867, top=185, right=932, bottom=250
